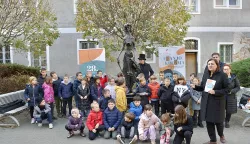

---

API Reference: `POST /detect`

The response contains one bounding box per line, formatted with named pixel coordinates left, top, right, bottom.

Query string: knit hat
left=36, top=97, right=44, bottom=105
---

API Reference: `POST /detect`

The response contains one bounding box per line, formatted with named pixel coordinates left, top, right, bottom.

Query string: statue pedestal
left=126, top=93, right=135, bottom=107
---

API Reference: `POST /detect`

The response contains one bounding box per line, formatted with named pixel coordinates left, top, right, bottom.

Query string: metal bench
left=242, top=109, right=250, bottom=127
left=0, top=90, right=28, bottom=127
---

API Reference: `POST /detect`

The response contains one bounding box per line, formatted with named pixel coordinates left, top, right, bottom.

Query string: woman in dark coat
left=191, top=58, right=229, bottom=144
left=223, top=64, right=240, bottom=128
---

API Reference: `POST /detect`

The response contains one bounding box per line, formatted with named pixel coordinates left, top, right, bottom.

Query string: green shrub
left=0, top=63, right=40, bottom=78
left=0, top=75, right=30, bottom=94
left=231, top=58, right=250, bottom=87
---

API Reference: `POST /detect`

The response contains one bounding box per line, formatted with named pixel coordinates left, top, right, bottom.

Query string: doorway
left=185, top=52, right=197, bottom=78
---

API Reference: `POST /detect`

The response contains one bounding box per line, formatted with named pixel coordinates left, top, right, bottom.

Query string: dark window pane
left=185, top=39, right=198, bottom=50
left=146, top=52, right=152, bottom=59
left=0, top=47, right=2, bottom=53
left=229, top=0, right=237, bottom=5
left=81, top=42, right=88, bottom=49
left=0, top=53, right=3, bottom=59
left=5, top=59, right=11, bottom=63
left=34, top=60, right=40, bottom=67
left=220, top=45, right=225, bottom=62
left=0, top=59, right=3, bottom=63
left=5, top=45, right=10, bottom=52
left=89, top=42, right=96, bottom=48
left=5, top=52, right=10, bottom=59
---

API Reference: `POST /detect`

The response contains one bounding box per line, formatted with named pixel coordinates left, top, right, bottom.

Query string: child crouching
left=159, top=113, right=174, bottom=144
left=138, top=104, right=160, bottom=144
left=86, top=102, right=105, bottom=140
left=103, top=99, right=122, bottom=139
left=173, top=105, right=193, bottom=144
left=33, top=97, right=53, bottom=129
left=117, top=112, right=137, bottom=144
left=65, top=108, right=86, bottom=138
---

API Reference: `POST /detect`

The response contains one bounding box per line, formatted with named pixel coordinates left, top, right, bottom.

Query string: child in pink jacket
left=138, top=104, right=160, bottom=144
left=42, top=76, right=55, bottom=119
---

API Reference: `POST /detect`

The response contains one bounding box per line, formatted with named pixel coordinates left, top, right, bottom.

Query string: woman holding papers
left=191, top=58, right=229, bottom=144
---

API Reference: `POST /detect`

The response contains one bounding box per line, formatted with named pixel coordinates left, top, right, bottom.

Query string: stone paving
left=0, top=110, right=250, bottom=144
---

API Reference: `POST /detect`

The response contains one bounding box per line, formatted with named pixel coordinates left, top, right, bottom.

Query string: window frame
left=213, top=0, right=242, bottom=9
left=142, top=46, right=156, bottom=64
left=0, top=46, right=13, bottom=64
left=217, top=42, right=234, bottom=63
left=74, top=0, right=78, bottom=14
left=77, top=39, right=99, bottom=65
left=184, top=0, right=201, bottom=14
left=28, top=45, right=50, bottom=70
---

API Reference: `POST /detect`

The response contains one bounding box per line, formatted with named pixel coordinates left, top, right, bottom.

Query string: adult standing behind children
left=51, top=71, right=63, bottom=118
left=73, top=72, right=83, bottom=108
left=191, top=58, right=229, bottom=144
left=223, top=64, right=240, bottom=128
left=115, top=77, right=127, bottom=114
left=138, top=54, right=154, bottom=81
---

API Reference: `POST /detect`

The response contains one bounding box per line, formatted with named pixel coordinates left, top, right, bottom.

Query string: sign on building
left=78, top=48, right=105, bottom=76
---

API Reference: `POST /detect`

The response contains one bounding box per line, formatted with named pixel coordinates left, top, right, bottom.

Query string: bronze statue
left=117, top=24, right=141, bottom=93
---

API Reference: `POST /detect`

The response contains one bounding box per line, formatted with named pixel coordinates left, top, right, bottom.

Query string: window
left=184, top=0, right=200, bottom=14
left=142, top=47, right=156, bottom=63
left=74, top=0, right=78, bottom=14
left=28, top=45, right=49, bottom=70
left=0, top=45, right=11, bottom=64
left=214, top=0, right=242, bottom=9
left=79, top=41, right=97, bottom=49
left=219, top=44, right=233, bottom=63
left=185, top=39, right=198, bottom=50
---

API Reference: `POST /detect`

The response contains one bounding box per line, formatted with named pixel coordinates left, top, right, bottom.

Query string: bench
left=0, top=90, right=28, bottom=127
left=242, top=109, right=250, bottom=127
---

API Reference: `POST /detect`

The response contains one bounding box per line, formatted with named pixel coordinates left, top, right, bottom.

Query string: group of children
left=24, top=68, right=202, bottom=144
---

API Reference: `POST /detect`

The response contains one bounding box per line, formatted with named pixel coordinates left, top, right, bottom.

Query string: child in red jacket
left=97, top=70, right=108, bottom=88
left=148, top=75, right=160, bottom=116
left=86, top=102, right=105, bottom=140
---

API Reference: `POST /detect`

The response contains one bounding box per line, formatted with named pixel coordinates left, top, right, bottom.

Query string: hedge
left=0, top=75, right=30, bottom=94
left=0, top=63, right=40, bottom=78
left=231, top=58, right=250, bottom=87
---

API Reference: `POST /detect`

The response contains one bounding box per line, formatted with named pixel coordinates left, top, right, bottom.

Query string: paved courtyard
left=0, top=110, right=250, bottom=144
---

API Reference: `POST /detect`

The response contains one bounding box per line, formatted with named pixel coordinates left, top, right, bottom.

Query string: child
left=77, top=77, right=90, bottom=118
left=159, top=113, right=174, bottom=144
left=90, top=76, right=103, bottom=102
left=59, top=74, right=74, bottom=117
left=33, top=97, right=53, bottom=129
left=42, top=76, right=55, bottom=119
left=86, top=102, right=105, bottom=140
left=172, top=77, right=191, bottom=108
left=24, top=76, right=43, bottom=124
left=129, top=96, right=142, bottom=125
left=99, top=89, right=113, bottom=111
left=158, top=78, right=175, bottom=114
left=138, top=104, right=160, bottom=144
left=134, top=78, right=151, bottom=109
left=136, top=73, right=146, bottom=87
left=51, top=71, right=63, bottom=118
left=148, top=75, right=160, bottom=116
left=173, top=105, right=193, bottom=144
left=117, top=112, right=137, bottom=144
left=158, top=71, right=165, bottom=86
left=190, top=77, right=203, bottom=128
left=38, top=68, right=47, bottom=86
left=105, top=77, right=116, bottom=100
left=73, top=72, right=83, bottom=108
left=115, top=77, right=127, bottom=114
left=103, top=99, right=122, bottom=139
left=65, top=108, right=86, bottom=138
left=97, top=70, right=108, bottom=88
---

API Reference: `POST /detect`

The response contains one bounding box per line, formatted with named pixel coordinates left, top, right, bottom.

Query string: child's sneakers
left=151, top=140, right=156, bottom=144
left=49, top=123, right=53, bottom=129
left=117, top=135, right=125, bottom=144
left=31, top=118, right=35, bottom=124
left=38, top=123, right=42, bottom=127
left=67, top=131, right=74, bottom=138
left=129, top=136, right=137, bottom=144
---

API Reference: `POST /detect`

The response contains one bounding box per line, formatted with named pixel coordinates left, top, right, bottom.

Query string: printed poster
left=158, top=46, right=186, bottom=81
left=204, top=79, right=216, bottom=92
left=78, top=48, right=105, bottom=76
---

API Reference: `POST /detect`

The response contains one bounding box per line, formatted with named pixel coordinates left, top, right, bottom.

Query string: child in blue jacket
left=103, top=99, right=122, bottom=139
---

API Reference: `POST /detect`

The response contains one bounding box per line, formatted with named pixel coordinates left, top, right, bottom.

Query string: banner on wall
left=78, top=48, right=105, bottom=76
left=158, top=46, right=186, bottom=82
